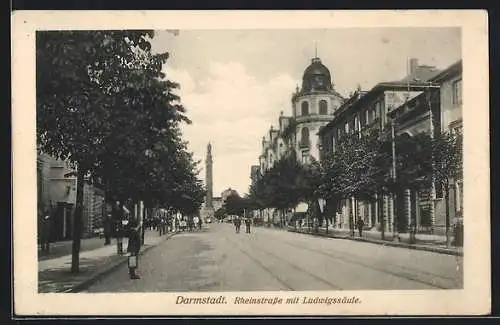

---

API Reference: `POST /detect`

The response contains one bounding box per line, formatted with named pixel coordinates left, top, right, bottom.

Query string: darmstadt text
left=176, top=296, right=227, bottom=304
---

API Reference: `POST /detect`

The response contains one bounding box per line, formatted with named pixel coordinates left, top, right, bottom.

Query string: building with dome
left=256, top=56, right=345, bottom=176
left=291, top=57, right=345, bottom=164
left=251, top=56, right=344, bottom=224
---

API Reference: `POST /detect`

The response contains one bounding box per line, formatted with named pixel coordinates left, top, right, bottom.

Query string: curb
left=63, top=232, right=177, bottom=293
left=288, top=229, right=463, bottom=257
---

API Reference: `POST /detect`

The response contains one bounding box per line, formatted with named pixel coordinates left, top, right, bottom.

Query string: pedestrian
left=234, top=216, right=241, bottom=233
left=313, top=217, right=319, bottom=233
left=245, top=217, right=252, bottom=234
left=113, top=202, right=125, bottom=255
left=39, top=207, right=52, bottom=254
left=127, top=218, right=142, bottom=280
left=357, top=218, right=365, bottom=237
left=197, top=216, right=203, bottom=230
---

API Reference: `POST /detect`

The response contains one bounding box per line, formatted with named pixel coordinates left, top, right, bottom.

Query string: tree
left=431, top=131, right=463, bottom=247
left=224, top=192, right=245, bottom=216
left=326, top=131, right=385, bottom=236
left=37, top=31, right=192, bottom=272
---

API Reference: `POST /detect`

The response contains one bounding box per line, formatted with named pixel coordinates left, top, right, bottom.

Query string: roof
left=318, top=81, right=440, bottom=135
left=394, top=66, right=441, bottom=84
left=428, top=60, right=462, bottom=83
left=301, top=57, right=334, bottom=92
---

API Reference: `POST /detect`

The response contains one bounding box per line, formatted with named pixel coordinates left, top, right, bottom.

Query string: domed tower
left=291, top=57, right=344, bottom=164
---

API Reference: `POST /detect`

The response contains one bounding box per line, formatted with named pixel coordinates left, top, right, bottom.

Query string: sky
left=149, top=28, right=461, bottom=196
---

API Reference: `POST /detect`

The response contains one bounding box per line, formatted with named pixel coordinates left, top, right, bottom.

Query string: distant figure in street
left=197, top=217, right=202, bottom=230
left=39, top=207, right=51, bottom=254
left=234, top=216, right=241, bottom=234
left=245, top=217, right=252, bottom=234
left=127, top=218, right=142, bottom=279
left=313, top=217, right=319, bottom=233
left=357, top=218, right=365, bottom=237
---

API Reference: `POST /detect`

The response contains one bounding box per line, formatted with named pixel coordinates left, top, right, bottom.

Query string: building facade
left=37, top=154, right=105, bottom=241
left=318, top=59, right=442, bottom=233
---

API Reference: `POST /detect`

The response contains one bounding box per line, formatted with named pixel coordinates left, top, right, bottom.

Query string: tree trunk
left=380, top=194, right=385, bottom=240
left=71, top=165, right=86, bottom=273
left=392, top=191, right=399, bottom=241
left=445, top=185, right=451, bottom=247
left=103, top=192, right=111, bottom=245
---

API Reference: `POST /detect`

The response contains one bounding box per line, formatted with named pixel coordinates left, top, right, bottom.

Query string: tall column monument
left=202, top=142, right=215, bottom=220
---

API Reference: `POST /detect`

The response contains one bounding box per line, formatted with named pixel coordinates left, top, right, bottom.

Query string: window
left=301, top=101, right=309, bottom=115
left=332, top=135, right=336, bottom=153
left=301, top=151, right=309, bottom=164
left=319, top=100, right=328, bottom=115
left=300, top=127, right=310, bottom=147
left=374, top=102, right=380, bottom=118
left=354, top=115, right=360, bottom=132
left=452, top=79, right=462, bottom=106
left=344, top=122, right=349, bottom=134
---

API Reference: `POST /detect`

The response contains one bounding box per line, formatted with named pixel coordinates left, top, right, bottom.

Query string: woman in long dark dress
left=127, top=219, right=142, bottom=279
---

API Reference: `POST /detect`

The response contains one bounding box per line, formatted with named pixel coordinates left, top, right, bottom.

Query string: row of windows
left=301, top=100, right=329, bottom=116
left=452, top=79, right=462, bottom=106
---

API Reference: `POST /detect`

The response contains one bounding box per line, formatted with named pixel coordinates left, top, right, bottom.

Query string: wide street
left=83, top=223, right=463, bottom=292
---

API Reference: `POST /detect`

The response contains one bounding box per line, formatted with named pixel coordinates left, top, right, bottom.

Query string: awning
left=295, top=202, right=308, bottom=213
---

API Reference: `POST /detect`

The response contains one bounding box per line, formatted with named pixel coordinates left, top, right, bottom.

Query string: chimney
left=409, top=58, right=419, bottom=74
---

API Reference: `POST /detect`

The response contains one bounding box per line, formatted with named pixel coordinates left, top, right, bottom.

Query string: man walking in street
left=245, top=217, right=252, bottom=234
left=234, top=216, right=241, bottom=234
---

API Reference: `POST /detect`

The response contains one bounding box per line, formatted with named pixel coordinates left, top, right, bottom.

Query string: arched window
left=301, top=101, right=309, bottom=115
left=319, top=100, right=328, bottom=115
left=300, top=127, right=310, bottom=147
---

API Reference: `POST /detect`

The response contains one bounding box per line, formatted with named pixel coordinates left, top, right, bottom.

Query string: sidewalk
left=287, top=227, right=463, bottom=256
left=38, top=230, right=176, bottom=293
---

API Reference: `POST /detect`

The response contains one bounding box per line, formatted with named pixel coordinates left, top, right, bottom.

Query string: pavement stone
left=38, top=231, right=176, bottom=293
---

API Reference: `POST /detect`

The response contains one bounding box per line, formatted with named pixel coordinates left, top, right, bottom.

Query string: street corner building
left=251, top=56, right=463, bottom=240
left=317, top=59, right=463, bottom=237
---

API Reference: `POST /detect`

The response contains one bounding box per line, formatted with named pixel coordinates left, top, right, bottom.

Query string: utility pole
left=427, top=82, right=437, bottom=234
left=391, top=118, right=399, bottom=241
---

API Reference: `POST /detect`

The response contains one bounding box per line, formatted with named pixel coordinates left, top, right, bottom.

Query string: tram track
left=224, top=234, right=344, bottom=291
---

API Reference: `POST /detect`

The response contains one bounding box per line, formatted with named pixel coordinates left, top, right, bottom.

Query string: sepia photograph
left=12, top=10, right=489, bottom=316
